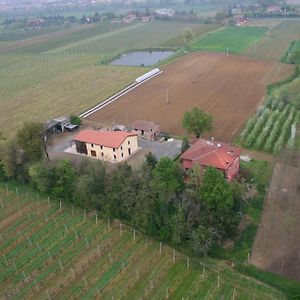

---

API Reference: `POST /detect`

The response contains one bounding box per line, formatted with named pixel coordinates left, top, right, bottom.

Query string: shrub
left=70, top=115, right=81, bottom=126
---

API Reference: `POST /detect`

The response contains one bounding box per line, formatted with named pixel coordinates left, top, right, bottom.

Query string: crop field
left=191, top=26, right=267, bottom=54
left=47, top=21, right=205, bottom=57
left=86, top=52, right=293, bottom=141
left=161, top=24, right=220, bottom=48
left=251, top=153, right=300, bottom=281
left=0, top=65, right=146, bottom=136
left=0, top=20, right=217, bottom=137
left=246, top=18, right=283, bottom=29
left=245, top=20, right=300, bottom=61
left=240, top=73, right=300, bottom=153
left=0, top=183, right=285, bottom=299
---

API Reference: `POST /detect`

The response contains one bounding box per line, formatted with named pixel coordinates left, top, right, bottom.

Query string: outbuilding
left=74, top=130, right=138, bottom=163
left=180, top=138, right=241, bottom=181
left=131, top=120, right=160, bottom=140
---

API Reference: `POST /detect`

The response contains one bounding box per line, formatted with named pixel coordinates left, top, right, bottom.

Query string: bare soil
left=87, top=52, right=293, bottom=142
left=251, top=152, right=300, bottom=281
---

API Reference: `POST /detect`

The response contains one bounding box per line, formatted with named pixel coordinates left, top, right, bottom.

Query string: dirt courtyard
left=251, top=152, right=300, bottom=281
left=87, top=52, right=293, bottom=142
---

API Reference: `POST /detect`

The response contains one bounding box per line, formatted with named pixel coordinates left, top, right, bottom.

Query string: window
left=121, top=146, right=123, bottom=150
left=128, top=148, right=131, bottom=155
left=101, top=152, right=104, bottom=156
left=91, top=150, right=97, bottom=157
left=100, top=145, right=103, bottom=150
left=114, top=155, right=116, bottom=160
left=113, top=148, right=116, bottom=152
left=121, top=153, right=124, bottom=157
left=91, top=144, right=94, bottom=148
left=128, top=141, right=130, bottom=145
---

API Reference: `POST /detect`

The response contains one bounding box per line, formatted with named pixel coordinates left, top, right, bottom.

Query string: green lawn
left=191, top=26, right=267, bottom=54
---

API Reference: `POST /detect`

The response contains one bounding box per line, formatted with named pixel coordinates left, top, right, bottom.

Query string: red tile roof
left=181, top=139, right=241, bottom=170
left=131, top=120, right=160, bottom=131
left=74, top=130, right=137, bottom=149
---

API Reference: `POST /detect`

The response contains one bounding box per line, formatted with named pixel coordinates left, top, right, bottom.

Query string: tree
left=74, top=160, right=106, bottom=208
left=92, top=12, right=101, bottom=22
left=29, top=161, right=55, bottom=193
left=181, top=137, right=190, bottom=153
left=183, top=27, right=194, bottom=46
left=201, top=167, right=233, bottom=212
left=144, top=152, right=157, bottom=169
left=17, top=122, right=44, bottom=161
left=0, top=137, right=28, bottom=181
left=153, top=157, right=184, bottom=194
left=70, top=115, right=81, bottom=126
left=52, top=160, right=76, bottom=201
left=170, top=204, right=186, bottom=244
left=189, top=225, right=215, bottom=256
left=182, top=107, right=213, bottom=138
left=290, top=51, right=300, bottom=64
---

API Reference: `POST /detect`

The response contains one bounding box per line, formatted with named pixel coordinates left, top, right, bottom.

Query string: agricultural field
left=0, top=65, right=147, bottom=136
left=245, top=20, right=300, bottom=62
left=251, top=152, right=300, bottom=281
left=161, top=24, right=220, bottom=48
left=0, top=20, right=216, bottom=137
left=0, top=183, right=285, bottom=299
left=246, top=18, right=283, bottom=29
left=240, top=72, right=300, bottom=154
left=191, top=26, right=267, bottom=54
left=86, top=52, right=293, bottom=142
left=46, top=21, right=205, bottom=57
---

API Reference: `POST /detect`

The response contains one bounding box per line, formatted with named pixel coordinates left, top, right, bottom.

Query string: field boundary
left=79, top=70, right=163, bottom=118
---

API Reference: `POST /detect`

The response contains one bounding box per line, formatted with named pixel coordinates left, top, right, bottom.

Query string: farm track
left=0, top=184, right=285, bottom=299
left=86, top=52, right=293, bottom=142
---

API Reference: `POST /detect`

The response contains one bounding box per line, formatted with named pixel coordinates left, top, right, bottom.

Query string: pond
left=110, top=50, right=175, bottom=67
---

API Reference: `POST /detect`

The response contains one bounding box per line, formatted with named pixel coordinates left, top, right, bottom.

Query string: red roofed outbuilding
left=180, top=139, right=241, bottom=181
left=74, top=130, right=138, bottom=162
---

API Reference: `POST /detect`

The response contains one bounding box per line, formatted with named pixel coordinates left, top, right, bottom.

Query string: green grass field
left=191, top=26, right=267, bottom=54
left=0, top=183, right=285, bottom=299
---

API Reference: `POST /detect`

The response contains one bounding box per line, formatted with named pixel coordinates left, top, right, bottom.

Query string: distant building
left=111, top=18, right=122, bottom=24
left=154, top=8, right=175, bottom=17
left=122, top=14, right=137, bottom=24
left=28, top=18, right=44, bottom=27
left=131, top=120, right=160, bottom=140
left=141, top=15, right=154, bottom=22
left=180, top=138, right=241, bottom=181
left=267, top=5, right=281, bottom=13
left=74, top=130, right=138, bottom=162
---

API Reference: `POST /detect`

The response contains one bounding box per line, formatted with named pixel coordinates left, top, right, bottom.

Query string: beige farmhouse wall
left=85, top=135, right=138, bottom=162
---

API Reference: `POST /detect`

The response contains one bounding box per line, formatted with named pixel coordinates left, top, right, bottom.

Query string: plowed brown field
left=87, top=52, right=293, bottom=141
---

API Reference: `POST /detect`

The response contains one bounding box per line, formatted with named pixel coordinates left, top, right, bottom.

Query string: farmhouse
left=131, top=120, right=160, bottom=140
left=181, top=139, right=241, bottom=181
left=74, top=130, right=138, bottom=162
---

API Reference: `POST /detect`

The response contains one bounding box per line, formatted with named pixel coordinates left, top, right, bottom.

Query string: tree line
left=0, top=119, right=244, bottom=256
